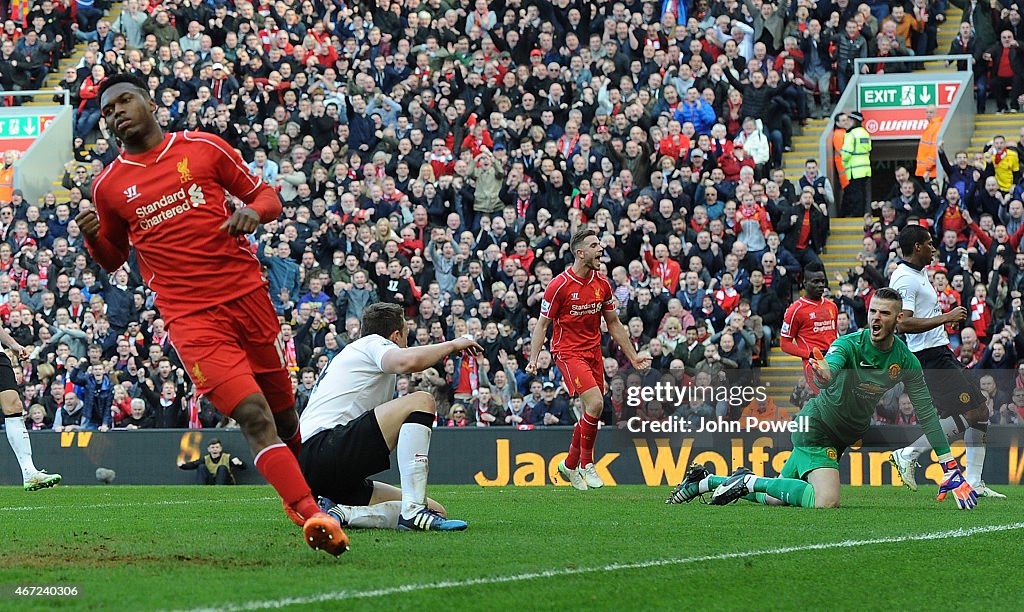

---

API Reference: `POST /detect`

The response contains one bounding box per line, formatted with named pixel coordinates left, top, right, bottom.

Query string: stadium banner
left=859, top=107, right=950, bottom=139
left=2, top=427, right=1023, bottom=487
left=856, top=81, right=960, bottom=139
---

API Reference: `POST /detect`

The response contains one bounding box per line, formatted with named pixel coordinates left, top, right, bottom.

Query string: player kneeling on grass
left=298, top=302, right=480, bottom=531
left=667, top=288, right=978, bottom=510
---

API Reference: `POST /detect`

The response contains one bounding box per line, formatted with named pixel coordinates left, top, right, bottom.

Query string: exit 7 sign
left=858, top=82, right=960, bottom=108
left=0, top=114, right=56, bottom=155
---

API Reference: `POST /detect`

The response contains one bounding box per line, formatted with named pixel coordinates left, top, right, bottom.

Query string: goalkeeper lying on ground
left=668, top=288, right=978, bottom=510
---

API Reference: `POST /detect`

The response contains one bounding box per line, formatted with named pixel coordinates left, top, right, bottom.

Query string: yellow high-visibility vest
left=842, top=126, right=872, bottom=180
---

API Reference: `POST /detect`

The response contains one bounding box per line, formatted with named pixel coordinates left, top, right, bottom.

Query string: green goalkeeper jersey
left=797, top=329, right=951, bottom=455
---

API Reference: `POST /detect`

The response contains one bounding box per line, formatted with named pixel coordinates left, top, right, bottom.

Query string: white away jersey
left=299, top=334, right=398, bottom=442
left=889, top=262, right=947, bottom=352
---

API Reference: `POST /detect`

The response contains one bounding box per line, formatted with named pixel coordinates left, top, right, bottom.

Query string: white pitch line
left=178, top=521, right=1024, bottom=612
left=0, top=496, right=276, bottom=512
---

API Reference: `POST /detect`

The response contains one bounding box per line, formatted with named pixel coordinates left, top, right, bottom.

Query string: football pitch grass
left=1, top=485, right=1022, bottom=610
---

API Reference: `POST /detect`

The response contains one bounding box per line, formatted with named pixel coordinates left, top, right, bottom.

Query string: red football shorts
left=554, top=348, right=605, bottom=397
left=169, top=288, right=292, bottom=416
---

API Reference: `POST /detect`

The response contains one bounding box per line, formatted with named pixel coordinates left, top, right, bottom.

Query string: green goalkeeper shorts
left=780, top=446, right=843, bottom=481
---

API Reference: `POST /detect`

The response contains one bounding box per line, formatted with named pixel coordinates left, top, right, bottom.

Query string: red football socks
left=282, top=430, right=303, bottom=459
left=565, top=423, right=583, bottom=470
left=255, top=443, right=320, bottom=520
left=578, top=413, right=600, bottom=468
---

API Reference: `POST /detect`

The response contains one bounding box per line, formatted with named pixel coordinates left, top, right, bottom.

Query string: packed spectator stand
left=1, top=0, right=1023, bottom=431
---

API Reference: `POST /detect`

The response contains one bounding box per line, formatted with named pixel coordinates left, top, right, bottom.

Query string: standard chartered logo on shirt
left=188, top=183, right=205, bottom=206
left=135, top=184, right=206, bottom=231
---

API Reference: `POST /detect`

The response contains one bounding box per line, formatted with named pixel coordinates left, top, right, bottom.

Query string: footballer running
left=888, top=225, right=1004, bottom=498
left=0, top=324, right=61, bottom=491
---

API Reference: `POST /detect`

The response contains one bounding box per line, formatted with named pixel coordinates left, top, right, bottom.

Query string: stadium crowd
left=1, top=0, right=1024, bottom=432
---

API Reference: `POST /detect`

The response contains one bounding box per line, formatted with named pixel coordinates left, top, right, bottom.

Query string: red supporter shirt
left=797, top=209, right=812, bottom=249
left=89, top=131, right=278, bottom=324
left=941, top=206, right=967, bottom=241
left=998, top=48, right=1014, bottom=78
left=714, top=286, right=740, bottom=314
left=937, top=286, right=961, bottom=337
left=780, top=297, right=838, bottom=358
left=658, top=134, right=691, bottom=160
left=540, top=268, right=615, bottom=356
left=643, top=250, right=682, bottom=293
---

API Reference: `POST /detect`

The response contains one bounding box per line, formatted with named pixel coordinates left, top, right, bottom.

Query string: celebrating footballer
left=527, top=229, right=651, bottom=490
left=76, top=73, right=346, bottom=555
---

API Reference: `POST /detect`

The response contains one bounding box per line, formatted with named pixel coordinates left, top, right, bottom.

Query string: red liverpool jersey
left=540, top=268, right=615, bottom=356
left=780, top=296, right=839, bottom=358
left=89, top=131, right=276, bottom=323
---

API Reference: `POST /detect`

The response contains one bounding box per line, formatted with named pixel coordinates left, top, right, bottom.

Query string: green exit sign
left=858, top=81, right=962, bottom=109
left=0, top=116, right=42, bottom=138
left=859, top=84, right=936, bottom=108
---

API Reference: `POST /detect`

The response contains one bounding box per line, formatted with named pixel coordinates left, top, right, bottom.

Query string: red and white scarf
left=284, top=337, right=298, bottom=373
left=557, top=133, right=579, bottom=158
left=476, top=401, right=490, bottom=426
left=970, top=297, right=986, bottom=322
left=971, top=296, right=991, bottom=338
left=188, top=395, right=202, bottom=429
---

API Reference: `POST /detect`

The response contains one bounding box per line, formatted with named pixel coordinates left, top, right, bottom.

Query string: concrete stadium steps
left=761, top=351, right=804, bottom=403
left=923, top=7, right=964, bottom=72
left=25, top=3, right=123, bottom=106
left=823, top=9, right=965, bottom=262
left=820, top=217, right=866, bottom=264
left=970, top=114, right=1024, bottom=150
left=25, top=47, right=90, bottom=105
left=28, top=4, right=122, bottom=203
left=782, top=118, right=830, bottom=180
left=45, top=144, right=93, bottom=201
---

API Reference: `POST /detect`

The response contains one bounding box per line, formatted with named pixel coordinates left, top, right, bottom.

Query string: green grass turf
left=0, top=485, right=1022, bottom=610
